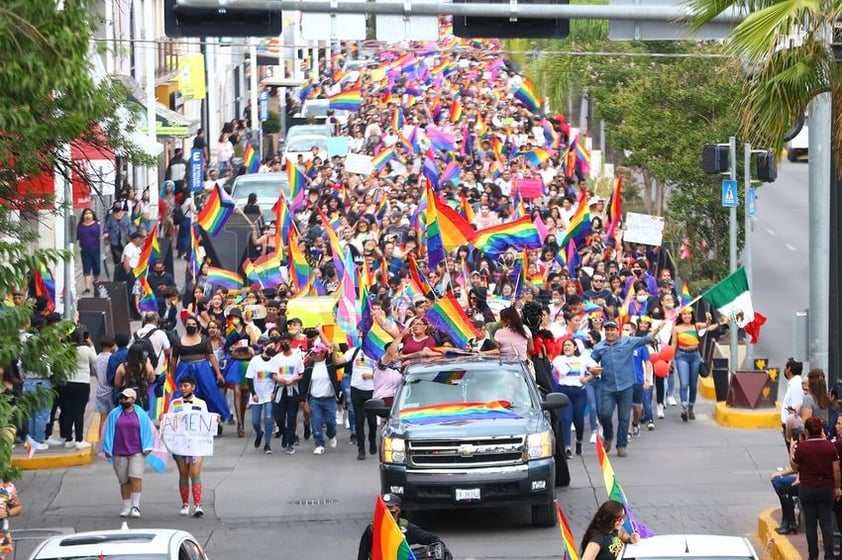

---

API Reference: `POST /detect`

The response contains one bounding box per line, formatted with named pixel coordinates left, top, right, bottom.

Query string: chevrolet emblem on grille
left=457, top=444, right=476, bottom=457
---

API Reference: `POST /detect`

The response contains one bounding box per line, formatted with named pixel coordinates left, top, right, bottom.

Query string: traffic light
left=164, top=0, right=282, bottom=38
left=756, top=150, right=777, bottom=183
left=701, top=144, right=729, bottom=174
left=452, top=0, right=569, bottom=39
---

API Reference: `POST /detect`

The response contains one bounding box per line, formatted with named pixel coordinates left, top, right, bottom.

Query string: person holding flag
left=579, top=500, right=640, bottom=559
left=357, top=493, right=450, bottom=560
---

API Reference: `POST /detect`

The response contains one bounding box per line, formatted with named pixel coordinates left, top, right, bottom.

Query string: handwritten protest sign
left=344, top=153, right=373, bottom=175
left=623, top=212, right=666, bottom=247
left=160, top=412, right=218, bottom=456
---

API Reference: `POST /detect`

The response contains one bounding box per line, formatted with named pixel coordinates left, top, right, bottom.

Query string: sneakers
left=667, top=396, right=677, bottom=407
left=647, top=421, right=655, bottom=431
left=284, top=446, right=295, bottom=455
left=193, top=505, right=204, bottom=518
left=564, top=447, right=573, bottom=460
left=46, top=437, right=65, bottom=447
left=335, top=411, right=344, bottom=426
left=589, top=432, right=597, bottom=444
left=75, top=441, right=92, bottom=450
left=313, top=446, right=325, bottom=455
left=656, top=404, right=665, bottom=419
left=129, top=507, right=141, bottom=519
left=329, top=437, right=338, bottom=448
left=616, top=447, right=627, bottom=458
left=64, top=441, right=75, bottom=449
left=120, top=506, right=132, bottom=518
left=631, top=424, right=641, bottom=438
left=180, top=504, right=190, bottom=516
left=254, top=430, right=264, bottom=449
left=344, top=418, right=351, bottom=430
left=264, top=445, right=272, bottom=455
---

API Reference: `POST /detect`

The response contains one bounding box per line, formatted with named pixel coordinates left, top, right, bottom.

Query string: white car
left=298, top=99, right=350, bottom=126
left=786, top=124, right=808, bottom=162
left=283, top=135, right=329, bottom=165
left=619, top=534, right=759, bottom=559
left=229, top=172, right=291, bottom=221
left=29, top=527, right=209, bottom=560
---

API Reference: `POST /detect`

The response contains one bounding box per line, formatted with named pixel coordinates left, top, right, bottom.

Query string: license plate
left=455, top=488, right=481, bottom=502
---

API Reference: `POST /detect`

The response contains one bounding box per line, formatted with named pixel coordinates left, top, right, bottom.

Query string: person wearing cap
left=101, top=387, right=156, bottom=519
left=357, top=493, right=448, bottom=560
left=168, top=376, right=210, bottom=517
left=589, top=318, right=664, bottom=458
left=301, top=338, right=341, bottom=455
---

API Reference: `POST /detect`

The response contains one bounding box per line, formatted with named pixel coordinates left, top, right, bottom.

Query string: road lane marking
left=766, top=229, right=776, bottom=236
left=785, top=243, right=796, bottom=252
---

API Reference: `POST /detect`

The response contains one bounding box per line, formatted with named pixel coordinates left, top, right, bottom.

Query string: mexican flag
left=703, top=267, right=766, bottom=343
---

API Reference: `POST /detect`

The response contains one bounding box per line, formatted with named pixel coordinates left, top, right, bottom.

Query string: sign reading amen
left=160, top=412, right=218, bottom=456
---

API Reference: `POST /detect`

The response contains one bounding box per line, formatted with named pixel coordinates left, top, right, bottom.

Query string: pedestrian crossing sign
left=721, top=179, right=737, bottom=208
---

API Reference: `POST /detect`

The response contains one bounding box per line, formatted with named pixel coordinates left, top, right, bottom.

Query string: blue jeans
left=341, top=374, right=355, bottom=434
left=598, top=387, right=633, bottom=450
left=666, top=370, right=676, bottom=401
left=584, top=378, right=601, bottom=431
left=642, top=385, right=654, bottom=423
left=176, top=216, right=191, bottom=255
left=23, top=378, right=52, bottom=443
left=309, top=396, right=337, bottom=447
left=675, top=349, right=701, bottom=406
left=558, top=386, right=587, bottom=448
left=250, top=402, right=273, bottom=448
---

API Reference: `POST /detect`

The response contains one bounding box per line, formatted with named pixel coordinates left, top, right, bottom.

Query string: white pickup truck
left=786, top=124, right=808, bottom=162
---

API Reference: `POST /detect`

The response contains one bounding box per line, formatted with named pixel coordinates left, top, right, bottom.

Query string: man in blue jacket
left=590, top=320, right=662, bottom=458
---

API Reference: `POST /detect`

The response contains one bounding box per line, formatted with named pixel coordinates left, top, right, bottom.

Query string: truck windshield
left=398, top=368, right=533, bottom=412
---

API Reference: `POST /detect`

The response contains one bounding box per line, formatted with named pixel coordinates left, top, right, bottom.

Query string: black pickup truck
left=367, top=356, right=569, bottom=527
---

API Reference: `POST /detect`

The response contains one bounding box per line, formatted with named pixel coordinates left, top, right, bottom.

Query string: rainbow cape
left=399, top=400, right=521, bottom=425
left=196, top=184, right=235, bottom=236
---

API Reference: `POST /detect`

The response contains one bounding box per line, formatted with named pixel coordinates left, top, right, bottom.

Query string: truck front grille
left=408, top=436, right=526, bottom=468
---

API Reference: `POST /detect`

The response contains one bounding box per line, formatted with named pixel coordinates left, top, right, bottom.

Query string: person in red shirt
left=793, top=416, right=840, bottom=560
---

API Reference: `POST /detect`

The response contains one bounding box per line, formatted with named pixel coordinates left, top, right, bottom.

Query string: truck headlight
left=382, top=437, right=406, bottom=464
left=525, top=431, right=552, bottom=460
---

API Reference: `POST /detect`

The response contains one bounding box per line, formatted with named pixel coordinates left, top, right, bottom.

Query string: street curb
left=699, top=375, right=715, bottom=401
left=12, top=412, right=101, bottom=470
left=756, top=507, right=802, bottom=560
left=713, top=402, right=780, bottom=429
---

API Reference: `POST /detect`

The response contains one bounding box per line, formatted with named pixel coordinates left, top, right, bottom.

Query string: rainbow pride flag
left=243, top=142, right=260, bottom=173
left=399, top=400, right=521, bottom=425
left=425, top=181, right=446, bottom=270
left=514, top=78, right=542, bottom=112
left=680, top=281, right=692, bottom=307
left=424, top=291, right=481, bottom=348
left=271, top=193, right=295, bottom=253
left=559, top=201, right=592, bottom=248
left=391, top=107, right=405, bottom=131
left=288, top=229, right=312, bottom=291
left=360, top=285, right=395, bottom=361
left=196, top=184, right=235, bottom=236
left=190, top=225, right=204, bottom=279
left=471, top=216, right=542, bottom=258
left=287, top=164, right=307, bottom=210
left=596, top=434, right=653, bottom=538
left=132, top=234, right=161, bottom=279
left=371, top=495, right=415, bottom=560
left=329, top=89, right=362, bottom=112
left=138, top=276, right=158, bottom=313
left=460, top=191, right=475, bottom=223
left=251, top=252, right=284, bottom=289
left=555, top=500, right=580, bottom=560
left=435, top=197, right=474, bottom=252
left=523, top=148, right=552, bottom=167
left=606, top=176, right=623, bottom=238
left=372, top=148, right=397, bottom=172
left=449, top=99, right=463, bottom=123
left=205, top=266, right=244, bottom=290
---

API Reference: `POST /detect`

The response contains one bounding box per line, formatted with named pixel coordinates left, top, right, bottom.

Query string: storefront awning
left=116, top=75, right=199, bottom=139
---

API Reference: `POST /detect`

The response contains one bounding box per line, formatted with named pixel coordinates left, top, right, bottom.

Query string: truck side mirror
left=541, top=392, right=569, bottom=411
left=364, top=398, right=392, bottom=418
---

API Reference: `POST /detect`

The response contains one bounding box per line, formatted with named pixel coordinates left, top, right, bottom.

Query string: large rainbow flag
left=399, top=400, right=521, bottom=425
left=424, top=291, right=480, bottom=348
left=371, top=495, right=416, bottom=560
left=471, top=216, right=542, bottom=258
left=196, top=183, right=235, bottom=236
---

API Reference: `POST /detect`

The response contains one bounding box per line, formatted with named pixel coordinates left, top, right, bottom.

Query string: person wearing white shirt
left=335, top=343, right=378, bottom=460
left=781, top=358, right=804, bottom=448
left=272, top=333, right=306, bottom=455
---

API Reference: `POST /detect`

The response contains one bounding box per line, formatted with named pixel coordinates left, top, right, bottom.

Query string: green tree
left=0, top=1, right=146, bottom=478
left=688, top=0, right=841, bottom=160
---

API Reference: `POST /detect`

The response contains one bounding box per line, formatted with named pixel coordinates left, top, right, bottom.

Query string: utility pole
left=728, top=136, right=738, bottom=368
left=743, top=142, right=753, bottom=366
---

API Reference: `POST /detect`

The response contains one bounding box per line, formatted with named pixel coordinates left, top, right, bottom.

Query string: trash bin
left=712, top=358, right=729, bottom=402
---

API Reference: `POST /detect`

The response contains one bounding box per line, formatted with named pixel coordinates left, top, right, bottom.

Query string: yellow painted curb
left=699, top=375, right=716, bottom=401
left=12, top=409, right=102, bottom=470
left=757, top=507, right=802, bottom=560
left=714, top=401, right=780, bottom=429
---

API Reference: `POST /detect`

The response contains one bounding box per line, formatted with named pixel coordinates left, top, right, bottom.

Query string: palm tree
left=688, top=0, right=841, bottom=159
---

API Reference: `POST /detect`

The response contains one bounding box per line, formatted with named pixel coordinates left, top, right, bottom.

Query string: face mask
left=264, top=347, right=277, bottom=358
left=636, top=295, right=648, bottom=303
left=552, top=299, right=561, bottom=305
left=270, top=336, right=281, bottom=344
left=121, top=401, right=134, bottom=410
left=664, top=303, right=675, bottom=310
left=634, top=269, right=643, bottom=276
left=279, top=342, right=290, bottom=352
left=185, top=326, right=198, bottom=335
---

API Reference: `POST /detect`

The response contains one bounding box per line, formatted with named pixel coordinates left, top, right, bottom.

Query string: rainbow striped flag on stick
left=424, top=290, right=481, bottom=348
left=555, top=500, right=580, bottom=560
left=371, top=495, right=416, bottom=560
left=596, top=434, right=654, bottom=538
left=243, top=142, right=260, bottom=173
left=471, top=216, right=542, bottom=258
left=514, top=78, right=542, bottom=112
left=205, top=267, right=244, bottom=290
left=138, top=276, right=159, bottom=313
left=132, top=234, right=162, bottom=279
left=329, top=89, right=362, bottom=112
left=196, top=184, right=235, bottom=236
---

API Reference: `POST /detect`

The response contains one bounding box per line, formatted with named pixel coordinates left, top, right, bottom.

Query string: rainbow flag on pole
left=360, top=285, right=395, bottom=361
left=470, top=216, right=542, bottom=258
left=196, top=184, right=235, bottom=236
left=287, top=164, right=307, bottom=210
left=329, top=89, right=362, bottom=111
left=138, top=276, right=159, bottom=313
left=243, top=142, right=260, bottom=173
left=205, top=266, right=244, bottom=290
left=596, top=435, right=653, bottom=538
left=555, top=500, right=580, bottom=560
left=371, top=495, right=416, bottom=560
left=514, top=78, right=542, bottom=112
left=424, top=291, right=481, bottom=348
left=606, top=176, right=623, bottom=238
left=559, top=201, right=592, bottom=248
left=132, top=234, right=162, bottom=279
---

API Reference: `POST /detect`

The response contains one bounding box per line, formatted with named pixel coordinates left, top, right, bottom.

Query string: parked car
left=619, top=534, right=759, bottom=559
left=367, top=355, right=569, bottom=527
left=285, top=123, right=332, bottom=145
left=282, top=135, right=329, bottom=165
left=229, top=172, right=290, bottom=222
left=298, top=99, right=351, bottom=126
left=28, top=527, right=209, bottom=560
left=786, top=124, right=808, bottom=162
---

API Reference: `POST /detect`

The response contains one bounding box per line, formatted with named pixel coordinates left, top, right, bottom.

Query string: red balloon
left=653, top=360, right=671, bottom=378
left=659, top=346, right=676, bottom=362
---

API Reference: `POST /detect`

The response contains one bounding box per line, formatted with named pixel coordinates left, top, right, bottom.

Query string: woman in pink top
left=373, top=341, right=403, bottom=406
left=491, top=307, right=533, bottom=361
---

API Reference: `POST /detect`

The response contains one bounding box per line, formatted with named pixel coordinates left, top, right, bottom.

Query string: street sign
left=721, top=179, right=737, bottom=208
left=190, top=148, right=204, bottom=193
left=259, top=90, right=269, bottom=122
left=747, top=187, right=756, bottom=217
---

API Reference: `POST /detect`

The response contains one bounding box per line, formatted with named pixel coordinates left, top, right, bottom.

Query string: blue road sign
left=748, top=187, right=756, bottom=217
left=721, top=179, right=737, bottom=208
left=259, top=90, right=269, bottom=122
left=190, top=148, right=204, bottom=193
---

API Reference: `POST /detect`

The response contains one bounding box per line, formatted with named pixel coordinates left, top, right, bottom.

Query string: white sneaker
left=657, top=404, right=665, bottom=419
left=75, top=441, right=92, bottom=450
left=64, top=441, right=75, bottom=449
left=129, top=507, right=141, bottom=519
left=193, top=505, right=204, bottom=518
left=180, top=504, right=190, bottom=516
left=335, top=411, right=344, bottom=425
left=313, top=446, right=325, bottom=455
left=344, top=418, right=350, bottom=429
left=329, top=437, right=338, bottom=448
left=120, top=506, right=131, bottom=518
left=46, top=437, right=65, bottom=447
left=589, top=432, right=597, bottom=444
left=667, top=396, right=677, bottom=407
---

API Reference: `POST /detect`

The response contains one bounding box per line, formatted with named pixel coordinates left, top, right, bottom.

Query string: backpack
left=132, top=328, right=160, bottom=369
